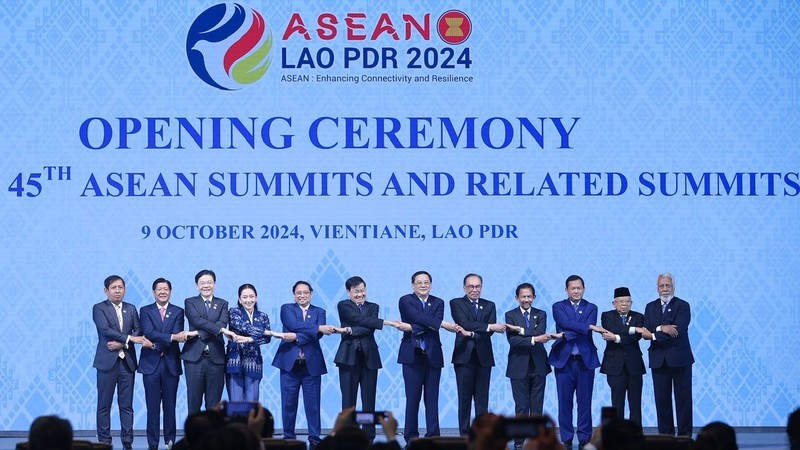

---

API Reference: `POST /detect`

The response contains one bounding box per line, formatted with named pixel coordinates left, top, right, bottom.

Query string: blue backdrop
left=0, top=0, right=798, bottom=432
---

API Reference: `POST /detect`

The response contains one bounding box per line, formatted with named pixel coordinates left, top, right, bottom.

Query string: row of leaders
left=92, top=270, right=693, bottom=450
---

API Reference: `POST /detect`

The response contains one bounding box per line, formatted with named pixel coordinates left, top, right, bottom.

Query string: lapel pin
left=667, top=309, right=671, bottom=313
left=578, top=310, right=583, bottom=314
left=533, top=316, right=537, bottom=320
left=479, top=305, right=483, bottom=310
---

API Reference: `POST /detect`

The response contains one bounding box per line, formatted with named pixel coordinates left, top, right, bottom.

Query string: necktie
left=621, top=315, right=627, bottom=325
left=115, top=305, right=125, bottom=359
left=358, top=303, right=363, bottom=313
left=418, top=299, right=426, bottom=351
left=661, top=302, right=667, bottom=313
left=570, top=303, right=580, bottom=355
left=205, top=300, right=211, bottom=314
left=160, top=307, right=166, bottom=321
left=472, top=301, right=479, bottom=317
left=116, top=305, right=123, bottom=329
left=523, top=310, right=530, bottom=328
left=299, top=308, right=307, bottom=359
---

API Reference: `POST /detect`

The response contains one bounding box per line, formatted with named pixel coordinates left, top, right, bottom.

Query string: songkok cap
left=613, top=287, right=631, bottom=298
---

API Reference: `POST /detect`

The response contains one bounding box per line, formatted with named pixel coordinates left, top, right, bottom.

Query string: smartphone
left=601, top=406, right=618, bottom=422
left=352, top=411, right=386, bottom=425
left=222, top=401, right=258, bottom=422
left=500, top=416, right=551, bottom=438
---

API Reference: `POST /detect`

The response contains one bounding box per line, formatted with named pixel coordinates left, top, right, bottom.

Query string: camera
left=500, top=416, right=552, bottom=438
left=221, top=401, right=258, bottom=422
left=352, top=411, right=387, bottom=425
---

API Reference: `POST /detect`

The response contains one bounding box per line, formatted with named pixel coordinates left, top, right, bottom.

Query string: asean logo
left=437, top=10, right=471, bottom=45
left=186, top=3, right=273, bottom=90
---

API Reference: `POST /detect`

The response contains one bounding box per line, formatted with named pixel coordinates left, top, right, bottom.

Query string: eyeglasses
left=198, top=281, right=214, bottom=286
left=350, top=288, right=366, bottom=295
left=466, top=285, right=482, bottom=291
left=295, top=290, right=311, bottom=296
left=414, top=281, right=431, bottom=286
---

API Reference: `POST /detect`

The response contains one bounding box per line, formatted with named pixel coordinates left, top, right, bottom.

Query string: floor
left=0, top=428, right=791, bottom=449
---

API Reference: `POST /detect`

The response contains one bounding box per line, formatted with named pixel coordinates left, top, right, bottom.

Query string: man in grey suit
left=504, top=282, right=557, bottom=450
left=181, top=269, right=229, bottom=413
left=92, top=275, right=151, bottom=449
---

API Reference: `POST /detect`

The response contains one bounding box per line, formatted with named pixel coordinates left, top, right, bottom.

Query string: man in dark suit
left=181, top=269, right=229, bottom=414
left=334, top=275, right=404, bottom=441
left=599, top=287, right=648, bottom=427
left=449, top=273, right=506, bottom=436
left=92, top=275, right=150, bottom=450
left=548, top=274, right=605, bottom=448
left=139, top=278, right=188, bottom=450
left=643, top=273, right=694, bottom=437
left=272, top=281, right=336, bottom=449
left=397, top=271, right=457, bottom=443
left=504, top=282, right=556, bottom=450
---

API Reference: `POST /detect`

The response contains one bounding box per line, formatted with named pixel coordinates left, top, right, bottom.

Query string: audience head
left=28, top=415, right=72, bottom=450
left=195, top=422, right=261, bottom=450
left=184, top=410, right=226, bottom=450
left=467, top=412, right=505, bottom=450
left=789, top=408, right=800, bottom=449
left=318, top=425, right=370, bottom=450
left=600, top=418, right=644, bottom=450
left=692, top=421, right=737, bottom=450
left=261, top=406, right=275, bottom=438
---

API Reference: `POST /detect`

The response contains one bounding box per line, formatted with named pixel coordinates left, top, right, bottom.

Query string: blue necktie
left=621, top=315, right=627, bottom=325
left=358, top=303, right=363, bottom=313
left=419, top=299, right=426, bottom=351
left=204, top=300, right=211, bottom=314
left=472, top=301, right=479, bottom=318
left=661, top=302, right=668, bottom=313
left=523, top=310, right=530, bottom=328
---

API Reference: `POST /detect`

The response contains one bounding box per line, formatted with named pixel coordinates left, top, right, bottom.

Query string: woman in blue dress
left=225, top=283, right=274, bottom=402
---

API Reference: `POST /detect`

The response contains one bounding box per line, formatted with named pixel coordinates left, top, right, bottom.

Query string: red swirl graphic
left=224, top=9, right=265, bottom=74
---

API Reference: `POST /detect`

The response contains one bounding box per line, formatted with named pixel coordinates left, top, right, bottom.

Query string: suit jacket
left=643, top=296, right=694, bottom=368
left=92, top=299, right=141, bottom=372
left=181, top=295, right=229, bottom=364
left=599, top=310, right=646, bottom=376
left=548, top=298, right=601, bottom=370
left=139, top=302, right=184, bottom=376
left=272, top=303, right=328, bottom=376
left=334, top=300, right=384, bottom=370
left=450, top=296, right=497, bottom=367
left=505, top=307, right=551, bottom=378
left=397, top=293, right=445, bottom=368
